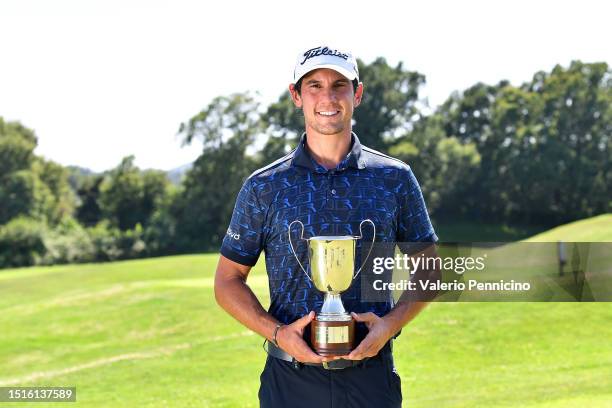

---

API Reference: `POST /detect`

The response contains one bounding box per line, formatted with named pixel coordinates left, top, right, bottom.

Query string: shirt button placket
left=330, top=170, right=338, bottom=196
left=326, top=172, right=334, bottom=210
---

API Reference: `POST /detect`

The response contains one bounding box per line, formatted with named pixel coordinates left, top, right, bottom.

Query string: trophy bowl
left=310, top=236, right=355, bottom=294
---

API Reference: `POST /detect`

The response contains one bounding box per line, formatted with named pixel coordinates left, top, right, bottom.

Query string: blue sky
left=0, top=0, right=610, bottom=171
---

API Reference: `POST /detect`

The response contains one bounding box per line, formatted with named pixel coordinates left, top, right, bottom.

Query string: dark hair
left=294, top=77, right=359, bottom=95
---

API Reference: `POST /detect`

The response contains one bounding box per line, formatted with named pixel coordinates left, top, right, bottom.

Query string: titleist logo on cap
left=300, top=47, right=349, bottom=65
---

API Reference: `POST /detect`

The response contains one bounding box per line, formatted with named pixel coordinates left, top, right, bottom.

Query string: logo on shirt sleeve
left=226, top=227, right=240, bottom=240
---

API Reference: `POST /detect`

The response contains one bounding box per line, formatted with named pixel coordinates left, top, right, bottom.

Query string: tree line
left=0, top=59, right=609, bottom=268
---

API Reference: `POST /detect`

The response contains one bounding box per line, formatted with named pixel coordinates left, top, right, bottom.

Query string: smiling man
left=215, top=46, right=438, bottom=408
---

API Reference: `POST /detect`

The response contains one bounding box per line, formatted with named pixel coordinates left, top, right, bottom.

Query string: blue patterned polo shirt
left=220, top=133, right=437, bottom=326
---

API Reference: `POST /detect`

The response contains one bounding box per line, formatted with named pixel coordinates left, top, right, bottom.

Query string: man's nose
left=321, top=86, right=338, bottom=102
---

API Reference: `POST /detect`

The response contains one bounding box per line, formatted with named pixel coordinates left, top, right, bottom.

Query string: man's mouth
left=317, top=110, right=340, bottom=117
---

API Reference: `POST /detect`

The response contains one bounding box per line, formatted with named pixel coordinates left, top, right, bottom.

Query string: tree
left=0, top=117, right=37, bottom=175
left=99, top=156, right=171, bottom=231
left=353, top=58, right=425, bottom=151
left=0, top=170, right=53, bottom=225
left=389, top=114, right=480, bottom=215
left=260, top=91, right=303, bottom=164
left=75, top=174, right=104, bottom=227
left=519, top=61, right=611, bottom=222
left=434, top=61, right=611, bottom=223
left=33, top=158, right=76, bottom=225
left=0, top=118, right=74, bottom=226
left=437, top=82, right=508, bottom=147
left=173, top=93, right=261, bottom=250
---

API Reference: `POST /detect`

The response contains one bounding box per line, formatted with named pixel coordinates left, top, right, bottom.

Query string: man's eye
left=310, top=84, right=321, bottom=88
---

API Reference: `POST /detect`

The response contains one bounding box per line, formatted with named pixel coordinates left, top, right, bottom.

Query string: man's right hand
left=276, top=311, right=327, bottom=364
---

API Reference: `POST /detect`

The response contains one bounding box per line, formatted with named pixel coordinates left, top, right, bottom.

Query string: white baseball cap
left=293, top=46, right=359, bottom=83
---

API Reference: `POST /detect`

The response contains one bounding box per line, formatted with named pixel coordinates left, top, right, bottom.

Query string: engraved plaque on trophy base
left=311, top=316, right=355, bottom=356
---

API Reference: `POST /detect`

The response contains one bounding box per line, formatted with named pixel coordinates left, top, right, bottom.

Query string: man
left=215, top=45, right=438, bottom=407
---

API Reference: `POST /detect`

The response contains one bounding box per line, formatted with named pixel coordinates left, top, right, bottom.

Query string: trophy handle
left=353, top=219, right=376, bottom=280
left=288, top=220, right=313, bottom=283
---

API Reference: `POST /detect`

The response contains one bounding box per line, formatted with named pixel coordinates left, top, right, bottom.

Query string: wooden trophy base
left=311, top=315, right=355, bottom=356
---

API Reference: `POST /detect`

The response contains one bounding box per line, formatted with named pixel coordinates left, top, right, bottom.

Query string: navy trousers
left=258, top=351, right=402, bottom=408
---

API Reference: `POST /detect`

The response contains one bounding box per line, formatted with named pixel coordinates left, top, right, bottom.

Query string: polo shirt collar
left=292, top=132, right=365, bottom=172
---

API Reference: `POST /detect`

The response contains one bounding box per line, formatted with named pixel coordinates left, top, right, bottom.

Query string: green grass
left=526, top=214, right=612, bottom=242
left=432, top=220, right=548, bottom=242
left=433, top=213, right=612, bottom=242
left=0, top=216, right=611, bottom=407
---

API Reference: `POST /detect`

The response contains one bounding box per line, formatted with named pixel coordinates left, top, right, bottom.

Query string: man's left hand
left=338, top=312, right=394, bottom=360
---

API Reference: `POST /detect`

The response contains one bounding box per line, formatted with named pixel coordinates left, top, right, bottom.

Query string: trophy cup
left=288, top=220, right=375, bottom=356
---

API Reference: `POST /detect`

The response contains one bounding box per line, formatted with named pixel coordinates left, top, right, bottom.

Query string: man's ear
left=289, top=84, right=302, bottom=108
left=354, top=82, right=364, bottom=107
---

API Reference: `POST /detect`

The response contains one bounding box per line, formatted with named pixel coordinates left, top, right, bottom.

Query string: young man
left=215, top=46, right=438, bottom=408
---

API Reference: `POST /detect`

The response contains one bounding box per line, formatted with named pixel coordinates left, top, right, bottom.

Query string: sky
left=0, top=0, right=610, bottom=172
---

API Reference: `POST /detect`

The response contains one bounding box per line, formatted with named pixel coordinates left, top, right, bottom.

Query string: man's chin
left=311, top=124, right=346, bottom=136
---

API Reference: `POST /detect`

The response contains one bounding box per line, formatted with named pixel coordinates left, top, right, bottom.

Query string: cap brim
left=295, top=64, right=358, bottom=83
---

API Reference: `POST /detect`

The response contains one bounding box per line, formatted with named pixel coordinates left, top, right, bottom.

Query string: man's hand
left=339, top=312, right=394, bottom=360
left=276, top=311, right=327, bottom=364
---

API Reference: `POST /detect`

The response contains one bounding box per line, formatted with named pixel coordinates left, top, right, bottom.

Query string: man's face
left=289, top=68, right=363, bottom=137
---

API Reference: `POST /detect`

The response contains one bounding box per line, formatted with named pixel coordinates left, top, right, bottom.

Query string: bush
left=116, top=223, right=147, bottom=259
left=42, top=218, right=95, bottom=265
left=0, top=218, right=150, bottom=269
left=143, top=199, right=178, bottom=256
left=87, top=221, right=146, bottom=262
left=0, top=217, right=47, bottom=268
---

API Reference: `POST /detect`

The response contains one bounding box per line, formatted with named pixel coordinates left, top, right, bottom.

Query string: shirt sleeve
left=396, top=166, right=438, bottom=246
left=220, top=177, right=266, bottom=266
